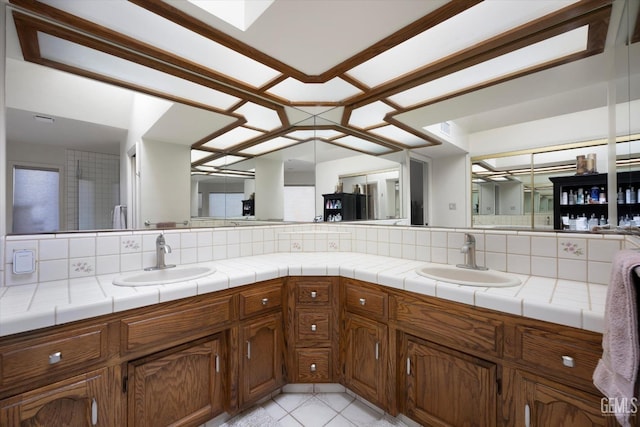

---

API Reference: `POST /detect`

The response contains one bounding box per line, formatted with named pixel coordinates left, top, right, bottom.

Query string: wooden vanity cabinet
left=391, top=291, right=500, bottom=427
left=285, top=276, right=339, bottom=383
left=0, top=274, right=626, bottom=427
left=403, top=335, right=497, bottom=427
left=238, top=280, right=285, bottom=407
left=0, top=367, right=113, bottom=426
left=126, top=335, right=225, bottom=427
left=506, top=320, right=628, bottom=427
left=341, top=279, right=389, bottom=411
left=515, top=370, right=619, bottom=427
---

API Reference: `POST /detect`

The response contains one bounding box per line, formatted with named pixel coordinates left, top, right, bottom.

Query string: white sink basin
left=416, top=265, right=521, bottom=287
left=113, top=266, right=215, bottom=286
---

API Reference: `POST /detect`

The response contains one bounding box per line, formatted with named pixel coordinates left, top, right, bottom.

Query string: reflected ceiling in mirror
left=7, top=0, right=615, bottom=162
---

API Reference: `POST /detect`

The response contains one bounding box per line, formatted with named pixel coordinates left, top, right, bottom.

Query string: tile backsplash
left=1, top=224, right=631, bottom=287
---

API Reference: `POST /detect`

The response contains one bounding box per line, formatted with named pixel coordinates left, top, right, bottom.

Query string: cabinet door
left=127, top=337, right=223, bottom=427
left=405, top=338, right=497, bottom=427
left=0, top=368, right=110, bottom=427
left=343, top=313, right=387, bottom=409
left=519, top=372, right=619, bottom=427
left=240, top=313, right=284, bottom=406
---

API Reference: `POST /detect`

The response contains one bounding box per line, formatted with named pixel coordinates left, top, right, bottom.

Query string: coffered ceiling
left=5, top=0, right=638, bottom=173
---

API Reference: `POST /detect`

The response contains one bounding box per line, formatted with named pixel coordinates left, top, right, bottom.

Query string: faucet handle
left=464, top=233, right=476, bottom=243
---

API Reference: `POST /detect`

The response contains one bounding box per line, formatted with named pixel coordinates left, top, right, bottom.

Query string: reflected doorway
left=410, top=159, right=428, bottom=226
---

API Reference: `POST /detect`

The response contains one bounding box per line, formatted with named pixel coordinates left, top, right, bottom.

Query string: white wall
left=498, top=181, right=523, bottom=215
left=255, top=157, right=284, bottom=220
left=430, top=154, right=469, bottom=227
left=124, top=94, right=173, bottom=227
left=139, top=139, right=190, bottom=225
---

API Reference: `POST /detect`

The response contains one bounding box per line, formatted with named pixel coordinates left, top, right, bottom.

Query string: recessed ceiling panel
left=389, top=25, right=589, bottom=108
left=204, top=155, right=247, bottom=167
left=349, top=101, right=395, bottom=128
left=331, top=135, right=393, bottom=155
left=38, top=0, right=281, bottom=87
left=185, top=0, right=274, bottom=31
left=238, top=136, right=300, bottom=156
left=234, top=102, right=282, bottom=131
left=347, top=0, right=580, bottom=88
left=38, top=33, right=241, bottom=110
left=191, top=149, right=214, bottom=163
left=201, top=126, right=264, bottom=150
left=267, top=77, right=362, bottom=103
left=369, top=125, right=427, bottom=147
left=287, top=129, right=344, bottom=140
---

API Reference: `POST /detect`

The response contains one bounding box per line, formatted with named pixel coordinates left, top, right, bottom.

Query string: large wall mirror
left=3, top=3, right=408, bottom=234
left=469, top=0, right=639, bottom=231
left=3, top=0, right=639, bottom=235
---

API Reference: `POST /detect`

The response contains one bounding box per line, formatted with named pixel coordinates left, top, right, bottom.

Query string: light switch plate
left=13, top=250, right=36, bottom=274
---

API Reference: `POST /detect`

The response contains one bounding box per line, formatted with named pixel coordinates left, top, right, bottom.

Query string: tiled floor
left=205, top=385, right=415, bottom=427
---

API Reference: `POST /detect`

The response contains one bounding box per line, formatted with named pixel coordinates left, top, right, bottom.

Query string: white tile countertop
left=0, top=252, right=606, bottom=337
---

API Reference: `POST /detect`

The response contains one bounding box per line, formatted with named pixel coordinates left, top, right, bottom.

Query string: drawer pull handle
left=215, top=354, right=220, bottom=373
left=375, top=342, right=380, bottom=360
left=261, top=297, right=269, bottom=306
left=311, top=324, right=317, bottom=332
left=562, top=355, right=575, bottom=368
left=311, top=291, right=317, bottom=298
left=359, top=298, right=366, bottom=306
left=247, top=341, right=251, bottom=360
left=49, top=352, right=62, bottom=364
left=310, top=363, right=317, bottom=372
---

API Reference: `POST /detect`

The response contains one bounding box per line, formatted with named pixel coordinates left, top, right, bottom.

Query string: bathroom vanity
left=0, top=255, right=627, bottom=427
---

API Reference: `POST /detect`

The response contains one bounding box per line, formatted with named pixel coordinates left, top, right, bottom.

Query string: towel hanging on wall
left=593, top=249, right=640, bottom=427
left=113, top=205, right=126, bottom=229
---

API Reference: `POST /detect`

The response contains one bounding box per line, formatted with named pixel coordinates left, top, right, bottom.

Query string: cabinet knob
left=49, top=351, right=62, bottom=364
left=310, top=363, right=317, bottom=372
left=562, top=355, right=575, bottom=368
left=311, top=324, right=317, bottom=332
left=310, top=291, right=317, bottom=298
left=261, top=297, right=269, bottom=306
left=359, top=298, right=366, bottom=306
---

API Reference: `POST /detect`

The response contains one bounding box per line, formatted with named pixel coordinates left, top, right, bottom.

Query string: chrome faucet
left=145, top=233, right=176, bottom=271
left=456, top=233, right=488, bottom=270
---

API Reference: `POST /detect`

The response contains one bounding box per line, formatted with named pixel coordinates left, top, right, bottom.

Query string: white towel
left=113, top=205, right=126, bottom=229
left=593, top=249, right=640, bottom=427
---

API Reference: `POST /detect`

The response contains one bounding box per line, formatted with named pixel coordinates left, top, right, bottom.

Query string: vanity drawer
left=296, top=310, right=331, bottom=342
left=344, top=279, right=388, bottom=322
left=295, top=348, right=332, bottom=382
left=0, top=324, right=108, bottom=386
left=121, top=294, right=235, bottom=354
left=391, top=293, right=502, bottom=357
left=295, top=279, right=332, bottom=305
left=239, top=280, right=283, bottom=319
left=517, top=326, right=601, bottom=382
